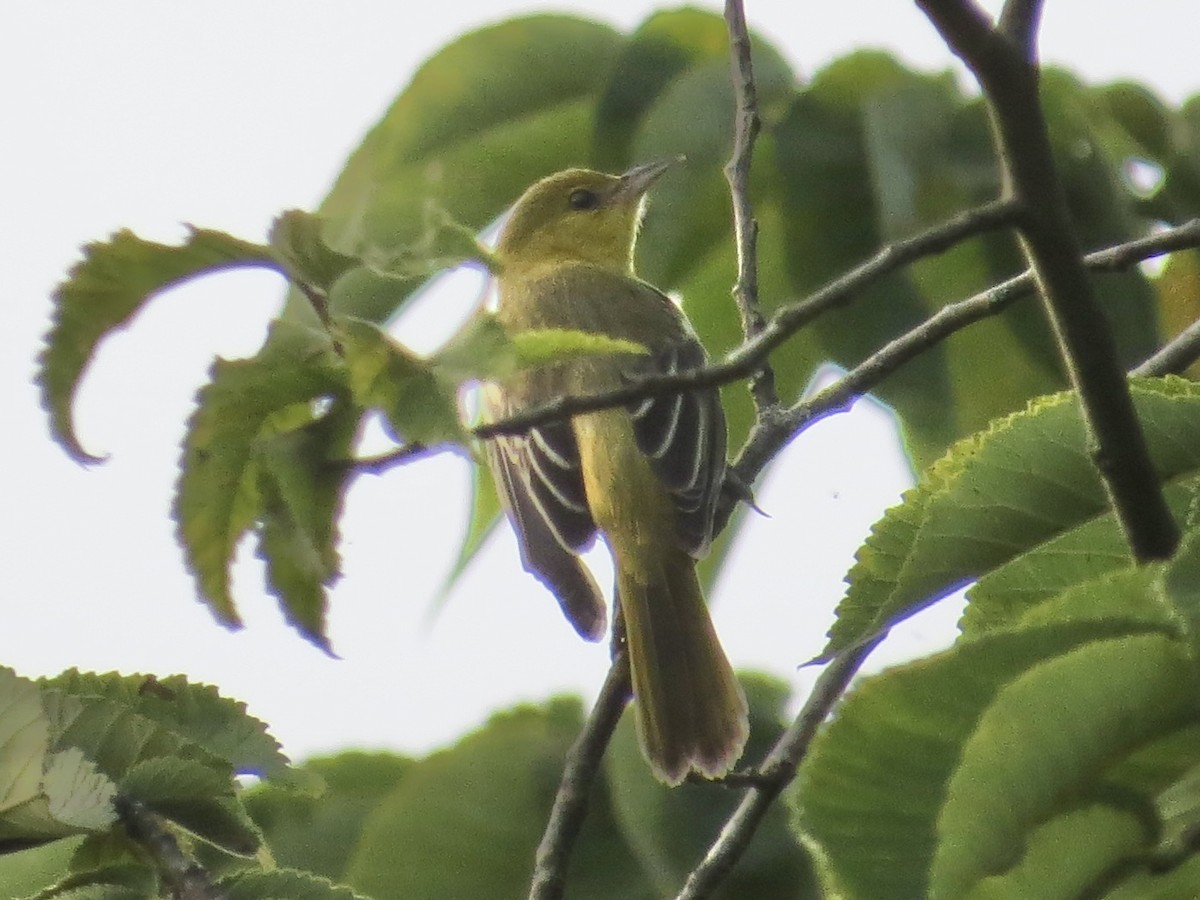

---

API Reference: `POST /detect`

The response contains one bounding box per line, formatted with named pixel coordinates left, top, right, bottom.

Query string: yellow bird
left=483, top=162, right=749, bottom=784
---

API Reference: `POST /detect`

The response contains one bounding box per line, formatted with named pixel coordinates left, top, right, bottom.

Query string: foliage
left=14, top=5, right=1200, bottom=899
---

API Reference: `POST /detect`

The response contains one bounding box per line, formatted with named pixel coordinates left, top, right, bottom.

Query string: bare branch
left=675, top=636, right=883, bottom=900
left=527, top=653, right=633, bottom=900
left=727, top=218, right=1200, bottom=509
left=917, top=0, right=1180, bottom=562
left=1133, top=315, right=1200, bottom=377
left=723, top=0, right=779, bottom=412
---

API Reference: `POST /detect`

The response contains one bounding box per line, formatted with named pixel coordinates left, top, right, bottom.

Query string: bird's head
left=496, top=160, right=675, bottom=273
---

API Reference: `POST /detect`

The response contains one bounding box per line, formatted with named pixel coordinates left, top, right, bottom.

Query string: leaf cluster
left=0, top=668, right=351, bottom=899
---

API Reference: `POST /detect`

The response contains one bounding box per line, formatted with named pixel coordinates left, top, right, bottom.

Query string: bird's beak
left=615, top=157, right=681, bottom=201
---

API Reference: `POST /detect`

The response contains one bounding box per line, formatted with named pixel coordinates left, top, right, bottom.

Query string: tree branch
left=917, top=0, right=1179, bottom=563
left=1133, top=314, right=1200, bottom=377
left=723, top=0, right=779, bottom=413
left=527, top=653, right=632, bottom=900
left=726, top=218, right=1200, bottom=514
left=674, top=636, right=883, bottom=900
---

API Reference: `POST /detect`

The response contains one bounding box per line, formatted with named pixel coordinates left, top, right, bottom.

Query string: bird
left=482, top=161, right=749, bottom=785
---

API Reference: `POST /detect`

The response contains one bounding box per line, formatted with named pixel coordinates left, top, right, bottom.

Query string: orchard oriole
left=484, top=162, right=748, bottom=784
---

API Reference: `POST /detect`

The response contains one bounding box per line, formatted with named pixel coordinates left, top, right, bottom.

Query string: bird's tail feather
left=618, top=551, right=748, bottom=785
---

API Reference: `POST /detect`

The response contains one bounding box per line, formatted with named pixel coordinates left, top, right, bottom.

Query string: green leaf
left=334, top=317, right=464, bottom=446
left=40, top=228, right=276, bottom=462
left=345, top=699, right=652, bottom=900
left=0, top=669, right=51, bottom=823
left=0, top=671, right=114, bottom=850
left=175, top=320, right=344, bottom=626
left=256, top=401, right=359, bottom=651
left=775, top=55, right=972, bottom=468
left=119, top=758, right=259, bottom=857
left=40, top=752, right=115, bottom=835
left=791, top=620, right=1177, bottom=900
left=39, top=671, right=296, bottom=788
left=593, top=7, right=733, bottom=169
left=219, top=868, right=371, bottom=900
left=268, top=211, right=360, bottom=294
left=607, top=675, right=815, bottom=898
left=243, top=751, right=411, bottom=882
left=826, top=378, right=1200, bottom=658
left=431, top=461, right=502, bottom=611
left=932, top=635, right=1196, bottom=898
left=509, top=328, right=647, bottom=368
left=1102, top=853, right=1200, bottom=899
left=298, top=15, right=623, bottom=325
left=0, top=839, right=81, bottom=897
left=963, top=804, right=1147, bottom=900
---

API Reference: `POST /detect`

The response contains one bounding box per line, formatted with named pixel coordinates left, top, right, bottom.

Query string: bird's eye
left=568, top=188, right=600, bottom=210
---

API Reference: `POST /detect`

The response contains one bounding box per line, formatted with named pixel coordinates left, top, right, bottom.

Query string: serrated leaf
left=0, top=669, right=51, bottom=818
left=41, top=671, right=296, bottom=788
left=268, top=211, right=359, bottom=296
left=791, top=619, right=1173, bottom=899
left=931, top=635, right=1197, bottom=898
left=175, top=320, right=344, bottom=626
left=41, top=752, right=115, bottom=834
left=24, top=874, right=151, bottom=900
left=826, top=378, right=1200, bottom=658
left=41, top=691, right=226, bottom=796
left=119, top=757, right=258, bottom=857
left=255, top=402, right=358, bottom=651
left=40, top=228, right=276, bottom=462
left=219, top=867, right=370, bottom=900
left=335, top=317, right=464, bottom=446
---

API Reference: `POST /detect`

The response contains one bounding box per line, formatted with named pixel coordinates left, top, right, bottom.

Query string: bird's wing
left=625, top=337, right=728, bottom=558
left=483, top=391, right=606, bottom=641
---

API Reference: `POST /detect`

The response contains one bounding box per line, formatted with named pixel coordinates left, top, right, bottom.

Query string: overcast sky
left=3, top=1, right=1197, bottom=762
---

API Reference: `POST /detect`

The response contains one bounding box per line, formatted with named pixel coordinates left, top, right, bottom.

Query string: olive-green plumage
left=484, top=163, right=749, bottom=784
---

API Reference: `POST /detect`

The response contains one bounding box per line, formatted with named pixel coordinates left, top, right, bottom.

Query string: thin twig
left=723, top=0, right=779, bottom=413
left=675, top=636, right=883, bottom=900
left=917, top=0, right=1179, bottom=563
left=116, top=797, right=225, bottom=900
left=726, top=219, right=1200, bottom=513
left=1133, top=315, right=1200, bottom=377
left=527, top=653, right=633, bottom=900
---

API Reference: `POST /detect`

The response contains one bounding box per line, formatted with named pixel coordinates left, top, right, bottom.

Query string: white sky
left=3, top=2, right=1197, bottom=763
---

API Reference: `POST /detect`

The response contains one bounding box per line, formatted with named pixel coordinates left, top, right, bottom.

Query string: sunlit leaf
left=40, top=228, right=276, bottom=462
left=825, top=378, right=1200, bottom=658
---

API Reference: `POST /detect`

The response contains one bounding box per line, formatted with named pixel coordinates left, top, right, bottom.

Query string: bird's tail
left=617, top=549, right=749, bottom=785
